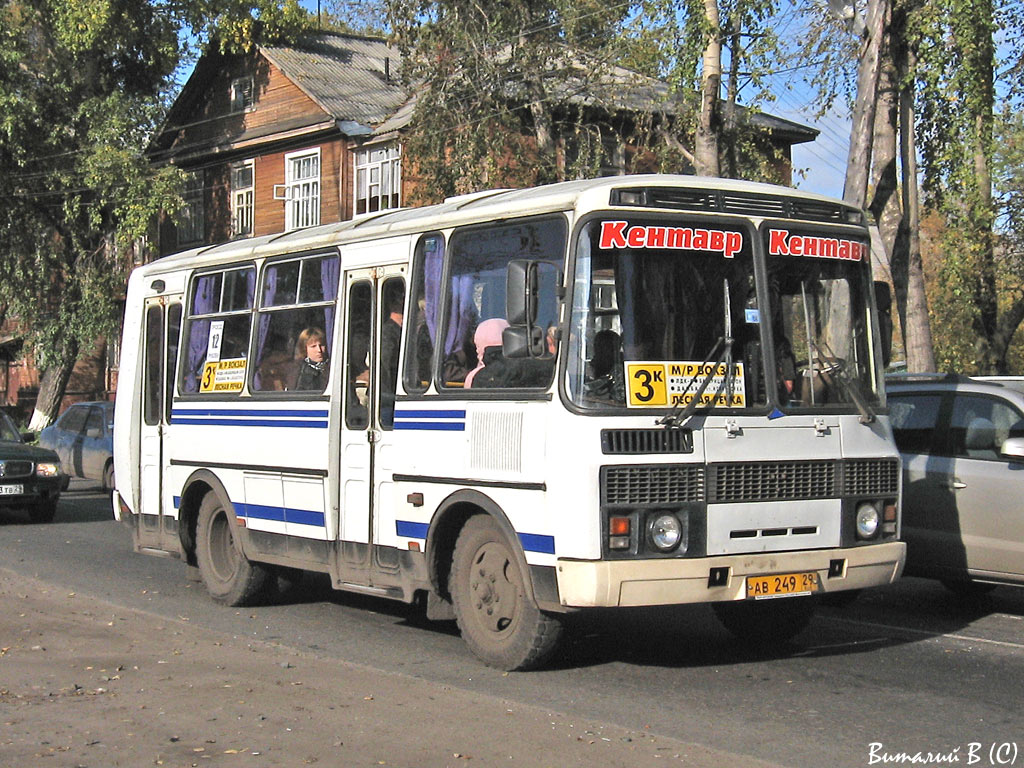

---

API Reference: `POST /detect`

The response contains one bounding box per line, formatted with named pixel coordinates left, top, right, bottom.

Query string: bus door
left=138, top=296, right=182, bottom=552
left=337, top=265, right=406, bottom=585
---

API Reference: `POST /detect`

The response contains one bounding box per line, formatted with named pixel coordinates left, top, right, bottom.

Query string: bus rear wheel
left=196, top=493, right=272, bottom=606
left=713, top=596, right=816, bottom=644
left=450, top=515, right=562, bottom=671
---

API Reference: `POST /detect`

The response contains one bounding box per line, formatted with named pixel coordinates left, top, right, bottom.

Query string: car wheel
left=102, top=461, right=115, bottom=493
left=28, top=498, right=58, bottom=524
left=450, top=515, right=562, bottom=671
left=195, top=492, right=273, bottom=606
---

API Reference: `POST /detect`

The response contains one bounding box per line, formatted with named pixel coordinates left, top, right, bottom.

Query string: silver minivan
left=887, top=374, right=1024, bottom=593
left=39, top=401, right=115, bottom=491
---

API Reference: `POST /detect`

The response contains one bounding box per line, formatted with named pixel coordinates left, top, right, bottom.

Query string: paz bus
left=113, top=175, right=905, bottom=670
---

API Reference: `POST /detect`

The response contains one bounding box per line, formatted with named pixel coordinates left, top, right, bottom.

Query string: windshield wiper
left=816, top=338, right=876, bottom=424
left=660, top=278, right=736, bottom=429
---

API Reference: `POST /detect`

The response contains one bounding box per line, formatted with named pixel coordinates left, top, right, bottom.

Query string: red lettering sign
left=766, top=229, right=865, bottom=262
left=598, top=221, right=743, bottom=258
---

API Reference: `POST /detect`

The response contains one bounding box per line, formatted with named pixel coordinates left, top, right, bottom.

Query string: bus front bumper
left=555, top=541, right=906, bottom=608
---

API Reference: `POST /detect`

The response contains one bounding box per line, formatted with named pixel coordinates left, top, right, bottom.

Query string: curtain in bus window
left=320, top=255, right=339, bottom=343
left=184, top=274, right=217, bottom=394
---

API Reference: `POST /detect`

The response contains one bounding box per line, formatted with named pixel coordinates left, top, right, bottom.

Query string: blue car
left=39, top=401, right=115, bottom=492
left=0, top=410, right=64, bottom=522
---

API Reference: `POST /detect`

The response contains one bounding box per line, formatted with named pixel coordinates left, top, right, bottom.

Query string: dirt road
left=0, top=568, right=787, bottom=768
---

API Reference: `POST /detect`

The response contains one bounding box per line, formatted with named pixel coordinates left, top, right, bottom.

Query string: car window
left=950, top=394, right=1024, bottom=460
left=890, top=393, right=944, bottom=454
left=58, top=406, right=88, bottom=434
left=0, top=412, right=20, bottom=442
left=85, top=407, right=104, bottom=436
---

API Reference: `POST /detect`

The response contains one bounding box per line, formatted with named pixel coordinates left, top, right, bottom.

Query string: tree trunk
left=695, top=0, right=722, bottom=177
left=844, top=0, right=887, bottom=208
left=868, top=21, right=902, bottom=285
left=29, top=345, right=78, bottom=432
left=899, top=42, right=936, bottom=372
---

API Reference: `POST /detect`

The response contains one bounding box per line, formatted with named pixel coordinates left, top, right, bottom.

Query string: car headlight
left=648, top=513, right=683, bottom=552
left=855, top=502, right=880, bottom=539
left=35, top=463, right=60, bottom=478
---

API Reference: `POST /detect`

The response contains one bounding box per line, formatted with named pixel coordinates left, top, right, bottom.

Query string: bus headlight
left=855, top=502, right=880, bottom=539
left=648, top=513, right=684, bottom=553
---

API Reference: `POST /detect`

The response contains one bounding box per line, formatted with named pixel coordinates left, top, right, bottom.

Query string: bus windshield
left=567, top=216, right=766, bottom=411
left=567, top=217, right=880, bottom=414
left=763, top=227, right=880, bottom=411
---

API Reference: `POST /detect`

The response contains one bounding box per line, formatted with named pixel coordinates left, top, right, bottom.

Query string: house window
left=355, top=143, right=401, bottom=215
left=284, top=149, right=320, bottom=231
left=231, top=160, right=254, bottom=237
left=230, top=76, right=254, bottom=112
left=177, top=172, right=204, bottom=245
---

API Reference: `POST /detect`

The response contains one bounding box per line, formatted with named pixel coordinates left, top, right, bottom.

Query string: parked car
left=0, top=410, right=65, bottom=523
left=39, top=401, right=115, bottom=491
left=887, top=374, right=1024, bottom=593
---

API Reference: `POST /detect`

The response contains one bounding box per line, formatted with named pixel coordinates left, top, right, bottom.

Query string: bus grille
left=710, top=461, right=835, bottom=503
left=601, top=429, right=693, bottom=454
left=844, top=458, right=899, bottom=496
left=601, top=465, right=705, bottom=507
left=611, top=187, right=861, bottom=225
left=0, top=460, right=33, bottom=479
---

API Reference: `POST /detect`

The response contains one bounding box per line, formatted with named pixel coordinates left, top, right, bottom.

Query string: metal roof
left=260, top=33, right=407, bottom=132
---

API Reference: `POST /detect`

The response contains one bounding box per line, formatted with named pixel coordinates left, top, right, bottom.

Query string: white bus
left=113, top=175, right=905, bottom=670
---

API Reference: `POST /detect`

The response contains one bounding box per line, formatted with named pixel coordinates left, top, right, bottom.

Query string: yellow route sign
left=200, top=358, right=247, bottom=393
left=625, top=361, right=745, bottom=408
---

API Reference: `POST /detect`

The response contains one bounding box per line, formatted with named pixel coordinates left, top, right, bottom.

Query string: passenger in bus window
left=465, top=318, right=510, bottom=388
left=294, top=327, right=329, bottom=391
left=379, top=282, right=405, bottom=425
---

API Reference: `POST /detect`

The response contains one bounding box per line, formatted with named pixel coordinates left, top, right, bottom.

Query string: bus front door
left=137, top=296, right=182, bottom=553
left=337, top=265, right=407, bottom=589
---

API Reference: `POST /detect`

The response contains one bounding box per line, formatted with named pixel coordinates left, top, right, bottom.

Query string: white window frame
left=177, top=172, right=204, bottom=245
left=231, top=159, right=255, bottom=238
left=230, top=76, right=254, bottom=112
left=283, top=148, right=321, bottom=231
left=354, top=143, right=402, bottom=216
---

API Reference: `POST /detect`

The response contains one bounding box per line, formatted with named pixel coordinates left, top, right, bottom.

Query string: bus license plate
left=746, top=572, right=819, bottom=599
left=0, top=484, right=24, bottom=496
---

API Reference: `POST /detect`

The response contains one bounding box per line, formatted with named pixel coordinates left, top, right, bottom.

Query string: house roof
left=259, top=33, right=406, bottom=133
left=149, top=30, right=816, bottom=164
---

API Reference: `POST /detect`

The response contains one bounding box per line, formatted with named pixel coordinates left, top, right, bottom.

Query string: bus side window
left=345, top=281, right=372, bottom=429
left=403, top=234, right=443, bottom=394
left=379, top=277, right=405, bottom=429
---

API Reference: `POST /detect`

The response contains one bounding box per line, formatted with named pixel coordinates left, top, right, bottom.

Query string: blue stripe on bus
left=519, top=532, right=556, bottom=555
left=393, top=422, right=466, bottom=431
left=395, top=520, right=555, bottom=555
left=394, top=410, right=467, bottom=419
left=171, top=417, right=328, bottom=428
left=172, top=409, right=329, bottom=418
left=396, top=520, right=430, bottom=538
left=235, top=502, right=325, bottom=528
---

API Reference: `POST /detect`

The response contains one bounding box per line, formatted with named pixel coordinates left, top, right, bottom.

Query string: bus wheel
left=102, top=462, right=115, bottom=494
left=196, top=493, right=272, bottom=606
left=713, top=596, right=816, bottom=644
left=450, top=515, right=562, bottom=671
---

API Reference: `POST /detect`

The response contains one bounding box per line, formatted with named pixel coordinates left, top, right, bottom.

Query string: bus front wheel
left=196, top=493, right=272, bottom=606
left=713, top=596, right=816, bottom=644
left=450, top=515, right=562, bottom=671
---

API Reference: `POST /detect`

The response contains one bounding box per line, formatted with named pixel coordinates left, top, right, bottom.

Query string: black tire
left=450, top=515, right=562, bottom=671
left=274, top=566, right=305, bottom=602
left=713, top=596, right=816, bottom=644
left=101, top=461, right=115, bottom=493
left=195, top=493, right=272, bottom=606
left=28, top=498, right=58, bottom=524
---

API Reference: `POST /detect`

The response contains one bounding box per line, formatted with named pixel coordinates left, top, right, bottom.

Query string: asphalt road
left=2, top=481, right=1023, bottom=768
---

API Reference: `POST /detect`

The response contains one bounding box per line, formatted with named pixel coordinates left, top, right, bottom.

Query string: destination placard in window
left=200, top=358, right=247, bottom=393
left=625, top=361, right=746, bottom=408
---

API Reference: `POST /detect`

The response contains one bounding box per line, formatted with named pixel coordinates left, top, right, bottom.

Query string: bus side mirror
left=503, top=326, right=545, bottom=359
left=506, top=259, right=538, bottom=326
left=874, top=280, right=893, bottom=368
